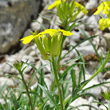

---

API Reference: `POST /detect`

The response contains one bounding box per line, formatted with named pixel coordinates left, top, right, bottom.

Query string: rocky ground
left=0, top=0, right=110, bottom=110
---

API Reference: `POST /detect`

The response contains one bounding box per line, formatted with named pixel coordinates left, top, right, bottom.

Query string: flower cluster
left=21, top=29, right=73, bottom=60
left=48, top=0, right=88, bottom=28
left=48, top=0, right=87, bottom=15
left=94, top=1, right=110, bottom=30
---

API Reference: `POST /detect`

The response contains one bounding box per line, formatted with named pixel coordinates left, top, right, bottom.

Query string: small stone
left=71, top=30, right=81, bottom=42
left=76, top=45, right=95, bottom=56
left=44, top=74, right=51, bottom=89
left=31, top=17, right=43, bottom=31
left=86, top=0, right=98, bottom=10
left=88, top=97, right=98, bottom=110
left=103, top=71, right=110, bottom=79
left=103, top=33, right=110, bottom=51
left=99, top=104, right=108, bottom=110
left=29, top=51, right=37, bottom=57
left=70, top=97, right=89, bottom=110
left=84, top=77, right=101, bottom=97
left=22, top=55, right=35, bottom=63
left=0, top=62, right=11, bottom=75
left=23, top=29, right=31, bottom=36
left=86, top=15, right=98, bottom=30
left=0, top=77, right=14, bottom=86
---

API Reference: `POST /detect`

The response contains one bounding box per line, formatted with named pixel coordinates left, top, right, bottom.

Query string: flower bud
left=34, top=37, right=49, bottom=60
left=42, top=35, right=49, bottom=52
left=50, top=34, right=59, bottom=56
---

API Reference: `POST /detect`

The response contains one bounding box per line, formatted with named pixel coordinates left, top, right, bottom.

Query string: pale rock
left=71, top=30, right=81, bottom=42
left=70, top=97, right=89, bottom=110
left=50, top=15, right=60, bottom=29
left=80, top=40, right=90, bottom=46
left=22, top=55, right=35, bottom=63
left=23, top=29, right=31, bottom=37
left=88, top=97, right=98, bottom=110
left=0, top=62, right=11, bottom=74
left=31, top=17, right=43, bottom=31
left=10, top=68, right=18, bottom=74
left=86, top=0, right=98, bottom=10
left=6, top=54, right=21, bottom=63
left=86, top=61, right=99, bottom=74
left=99, top=104, right=108, bottom=110
left=78, top=24, right=85, bottom=30
left=0, top=77, right=14, bottom=86
left=84, top=76, right=101, bottom=97
left=63, top=37, right=70, bottom=49
left=101, top=86, right=108, bottom=93
left=22, top=46, right=33, bottom=55
left=29, top=51, right=37, bottom=57
left=86, top=15, right=98, bottom=30
left=102, top=79, right=110, bottom=87
left=23, top=64, right=32, bottom=74
left=105, top=63, right=110, bottom=67
left=103, top=33, right=110, bottom=51
left=0, top=0, right=41, bottom=54
left=97, top=47, right=106, bottom=58
left=75, top=45, right=95, bottom=56
left=44, top=74, right=51, bottom=89
left=103, top=71, right=110, bottom=79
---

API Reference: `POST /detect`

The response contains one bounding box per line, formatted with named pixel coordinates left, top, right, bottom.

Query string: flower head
left=21, top=29, right=73, bottom=59
left=48, top=0, right=62, bottom=10
left=48, top=0, right=88, bottom=15
left=99, top=18, right=110, bottom=30
left=94, top=1, right=110, bottom=17
left=21, top=29, right=73, bottom=44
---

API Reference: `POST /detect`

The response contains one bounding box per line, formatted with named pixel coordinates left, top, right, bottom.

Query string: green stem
left=108, top=100, right=110, bottom=110
left=20, top=71, right=33, bottom=110
left=52, top=57, right=64, bottom=110
left=80, top=51, right=110, bottom=90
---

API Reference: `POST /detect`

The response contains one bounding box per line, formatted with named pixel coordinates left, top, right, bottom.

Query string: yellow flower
left=75, top=2, right=88, bottom=15
left=48, top=0, right=62, bottom=10
left=21, top=35, right=35, bottom=44
left=94, top=1, right=110, bottom=16
left=99, top=18, right=110, bottom=30
left=21, top=29, right=73, bottom=44
left=57, top=29, right=73, bottom=36
left=48, top=0, right=88, bottom=15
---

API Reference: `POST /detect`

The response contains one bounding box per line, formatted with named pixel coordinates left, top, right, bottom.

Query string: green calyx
left=34, top=37, right=49, bottom=60
left=50, top=33, right=63, bottom=57
left=34, top=33, right=63, bottom=60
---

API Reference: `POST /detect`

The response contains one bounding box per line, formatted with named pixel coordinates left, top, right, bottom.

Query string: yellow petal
left=75, top=2, right=88, bottom=15
left=48, top=0, right=61, bottom=10
left=21, top=35, right=35, bottom=44
left=94, top=1, right=110, bottom=16
left=58, top=29, right=73, bottom=36
left=38, top=29, right=58, bottom=37
left=94, top=3, right=104, bottom=15
left=99, top=18, right=110, bottom=30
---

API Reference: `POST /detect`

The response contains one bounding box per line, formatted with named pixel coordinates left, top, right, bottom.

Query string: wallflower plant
left=94, top=1, right=110, bottom=30
left=48, top=0, right=88, bottom=30
left=21, top=29, right=73, bottom=60
left=1, top=0, right=110, bottom=110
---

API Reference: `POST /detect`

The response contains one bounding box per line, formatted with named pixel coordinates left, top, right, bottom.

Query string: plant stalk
left=52, top=57, right=64, bottom=110
left=20, top=71, right=33, bottom=110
